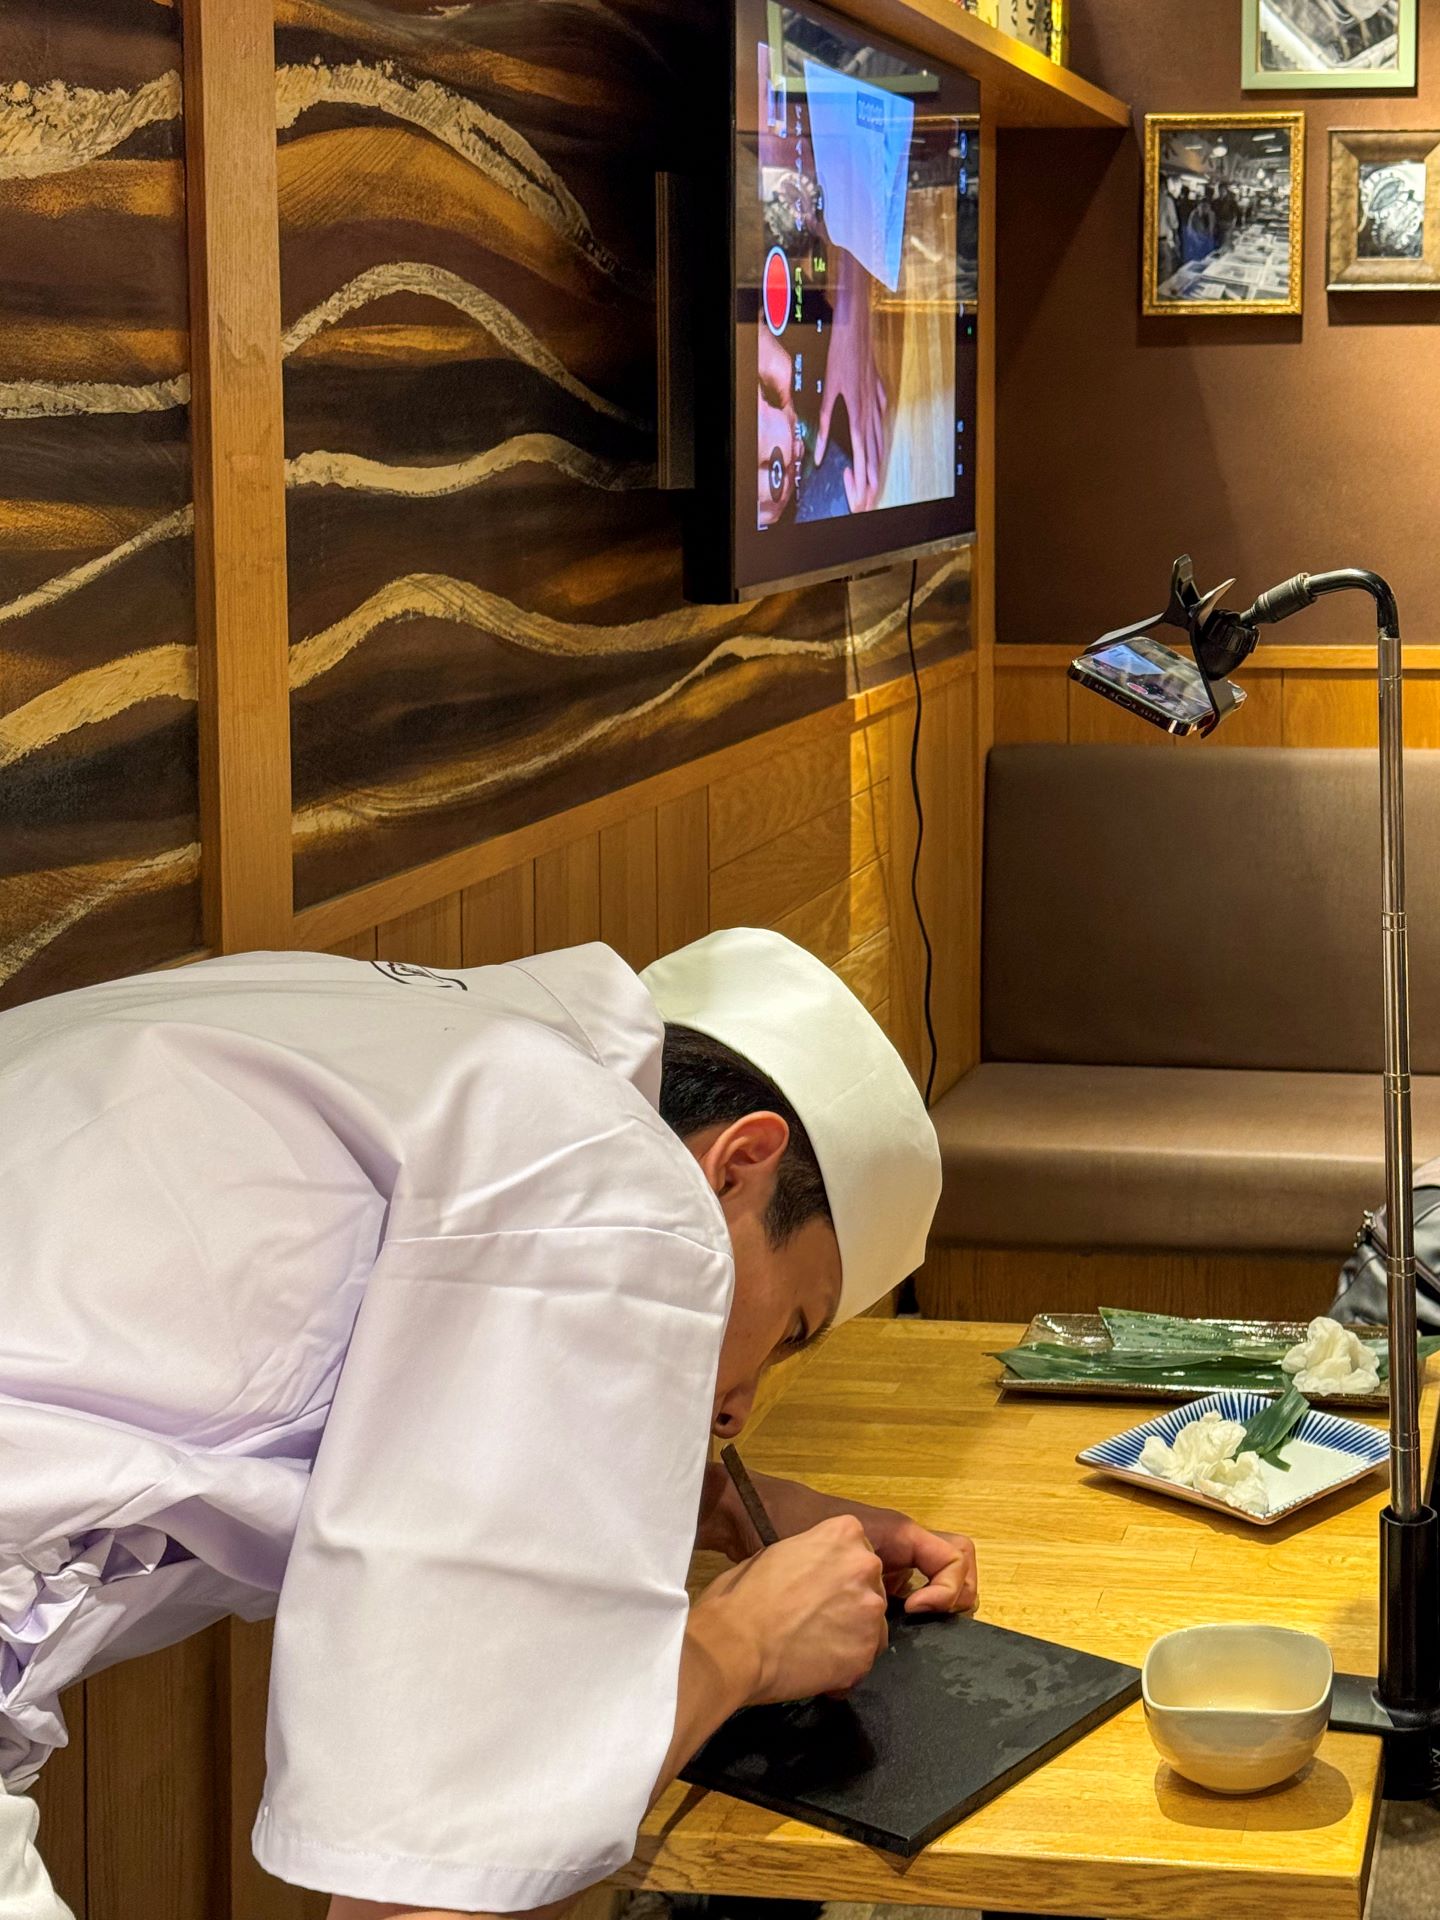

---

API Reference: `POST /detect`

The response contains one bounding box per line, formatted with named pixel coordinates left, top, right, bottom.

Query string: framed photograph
left=1242, top=0, right=1417, bottom=92
left=967, top=1, right=1067, bottom=63
left=1144, top=113, right=1305, bottom=316
left=1328, top=129, right=1440, bottom=289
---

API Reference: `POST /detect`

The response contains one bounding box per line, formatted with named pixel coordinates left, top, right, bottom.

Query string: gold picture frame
left=1144, top=112, right=1305, bottom=318
left=1328, top=129, right=1440, bottom=292
left=971, top=1, right=1067, bottom=64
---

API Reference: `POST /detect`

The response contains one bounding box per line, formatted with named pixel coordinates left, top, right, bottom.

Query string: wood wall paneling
left=710, top=789, right=889, bottom=932
left=85, top=1632, right=224, bottom=1920
left=1281, top=672, right=1377, bottom=749
left=599, top=812, right=660, bottom=972
left=834, top=927, right=890, bottom=1012
left=973, top=111, right=997, bottom=813
left=534, top=836, right=603, bottom=952
left=462, top=864, right=537, bottom=967
left=325, top=927, right=378, bottom=960
left=994, top=665, right=1068, bottom=744
left=917, top=1244, right=1338, bottom=1325
left=1404, top=681, right=1440, bottom=750
left=773, top=857, right=890, bottom=973
left=27, top=1689, right=85, bottom=1920
left=183, top=0, right=293, bottom=952
left=944, top=675, right=981, bottom=1070
left=995, top=651, right=1440, bottom=753
left=375, top=894, right=463, bottom=967
left=221, top=1621, right=327, bottom=1920
left=709, top=732, right=867, bottom=866
left=655, top=790, right=710, bottom=953
left=884, top=674, right=977, bottom=1096
left=1209, top=672, right=1285, bottom=747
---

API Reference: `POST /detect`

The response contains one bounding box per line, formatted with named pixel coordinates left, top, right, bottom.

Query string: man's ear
left=695, top=1111, right=790, bottom=1199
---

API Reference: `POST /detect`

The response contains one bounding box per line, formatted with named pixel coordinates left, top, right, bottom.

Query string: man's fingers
left=903, top=1565, right=977, bottom=1615
left=901, top=1529, right=979, bottom=1613
left=849, top=432, right=870, bottom=507
left=816, top=387, right=835, bottom=465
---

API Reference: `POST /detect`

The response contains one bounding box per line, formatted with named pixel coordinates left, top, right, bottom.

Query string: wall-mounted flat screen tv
left=686, top=0, right=980, bottom=603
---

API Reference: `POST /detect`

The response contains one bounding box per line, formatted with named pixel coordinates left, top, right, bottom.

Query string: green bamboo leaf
left=1372, top=1335, right=1440, bottom=1383
left=1100, top=1308, right=1287, bottom=1360
left=1240, top=1383, right=1309, bottom=1471
left=994, top=1321, right=1440, bottom=1396
left=988, top=1345, right=1297, bottom=1391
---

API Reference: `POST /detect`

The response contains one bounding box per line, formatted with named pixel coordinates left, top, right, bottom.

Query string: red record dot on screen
left=763, top=246, right=790, bottom=337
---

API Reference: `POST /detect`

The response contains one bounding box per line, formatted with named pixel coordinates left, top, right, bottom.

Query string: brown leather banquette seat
left=930, top=746, right=1440, bottom=1283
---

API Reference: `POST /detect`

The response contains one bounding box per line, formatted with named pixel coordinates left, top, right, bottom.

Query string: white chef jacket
left=0, top=946, right=734, bottom=1909
left=0, top=1782, right=71, bottom=1920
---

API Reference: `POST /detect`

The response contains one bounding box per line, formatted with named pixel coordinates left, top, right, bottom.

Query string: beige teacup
left=1142, top=1623, right=1334, bottom=1794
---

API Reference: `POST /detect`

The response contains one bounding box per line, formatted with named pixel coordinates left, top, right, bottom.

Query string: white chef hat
left=640, top=928, right=942, bottom=1322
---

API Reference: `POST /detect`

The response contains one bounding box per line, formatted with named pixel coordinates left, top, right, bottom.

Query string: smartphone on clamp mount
left=1068, top=629, right=1247, bottom=737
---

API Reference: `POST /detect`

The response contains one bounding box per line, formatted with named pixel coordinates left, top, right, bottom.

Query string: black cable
left=904, top=558, right=939, bottom=1108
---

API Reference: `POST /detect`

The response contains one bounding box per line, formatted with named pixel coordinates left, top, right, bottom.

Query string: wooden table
left=618, top=1319, right=1440, bottom=1920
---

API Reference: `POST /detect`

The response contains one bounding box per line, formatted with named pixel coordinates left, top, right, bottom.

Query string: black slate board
left=682, top=1606, right=1139, bottom=1856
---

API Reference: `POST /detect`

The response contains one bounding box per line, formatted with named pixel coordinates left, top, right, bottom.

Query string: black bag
left=1331, top=1157, right=1440, bottom=1333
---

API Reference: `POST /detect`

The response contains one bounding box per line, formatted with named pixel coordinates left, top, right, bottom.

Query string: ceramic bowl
left=1142, top=1624, right=1333, bottom=1793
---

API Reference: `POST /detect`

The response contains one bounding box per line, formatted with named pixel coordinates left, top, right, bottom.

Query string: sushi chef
left=0, top=927, right=971, bottom=1920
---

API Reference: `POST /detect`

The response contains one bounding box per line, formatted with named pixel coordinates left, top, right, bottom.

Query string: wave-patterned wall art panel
left=278, top=0, right=972, bottom=909
left=0, top=0, right=198, bottom=1009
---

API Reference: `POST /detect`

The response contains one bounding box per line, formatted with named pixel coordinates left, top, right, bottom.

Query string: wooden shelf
left=828, top=0, right=1131, bottom=130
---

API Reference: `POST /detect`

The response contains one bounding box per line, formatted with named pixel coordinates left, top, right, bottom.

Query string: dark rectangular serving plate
left=682, top=1605, right=1139, bottom=1856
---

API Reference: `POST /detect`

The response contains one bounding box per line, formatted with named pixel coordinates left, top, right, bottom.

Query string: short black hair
left=658, top=1023, right=833, bottom=1248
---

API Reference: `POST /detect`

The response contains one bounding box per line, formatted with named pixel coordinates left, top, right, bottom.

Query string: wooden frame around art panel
left=1143, top=111, right=1305, bottom=319
left=1242, top=0, right=1418, bottom=93
left=1328, top=128, right=1440, bottom=291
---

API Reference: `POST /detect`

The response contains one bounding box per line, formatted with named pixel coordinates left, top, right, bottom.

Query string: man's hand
left=698, top=1465, right=978, bottom=1615
left=815, top=247, right=888, bottom=512
left=757, top=327, right=801, bottom=526
left=695, top=1514, right=889, bottom=1701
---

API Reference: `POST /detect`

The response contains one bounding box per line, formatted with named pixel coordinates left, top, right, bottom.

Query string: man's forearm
left=651, top=1586, right=759, bottom=1799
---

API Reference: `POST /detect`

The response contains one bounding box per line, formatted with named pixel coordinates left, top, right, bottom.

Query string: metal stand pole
left=1224, top=568, right=1440, bottom=1786
left=1325, top=597, right=1440, bottom=1790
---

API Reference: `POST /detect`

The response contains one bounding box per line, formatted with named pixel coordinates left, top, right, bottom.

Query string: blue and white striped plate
left=1077, top=1391, right=1389, bottom=1527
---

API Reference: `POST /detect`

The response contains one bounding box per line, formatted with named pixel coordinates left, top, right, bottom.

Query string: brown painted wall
left=996, top=0, right=1440, bottom=649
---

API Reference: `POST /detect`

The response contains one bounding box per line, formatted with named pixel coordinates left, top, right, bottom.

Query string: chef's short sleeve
left=252, top=1130, right=732, bottom=1910
left=0, top=1781, right=75, bottom=1920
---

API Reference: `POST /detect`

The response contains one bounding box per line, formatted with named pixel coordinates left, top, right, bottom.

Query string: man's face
left=682, top=1113, right=843, bottom=1440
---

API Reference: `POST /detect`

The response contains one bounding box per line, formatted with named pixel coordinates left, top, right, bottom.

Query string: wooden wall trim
left=292, top=651, right=975, bottom=952
left=971, top=107, right=997, bottom=1067
left=183, top=0, right=293, bottom=952
left=998, top=642, right=1440, bottom=674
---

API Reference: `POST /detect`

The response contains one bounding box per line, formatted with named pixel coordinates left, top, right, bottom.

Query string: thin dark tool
left=720, top=1443, right=779, bottom=1548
